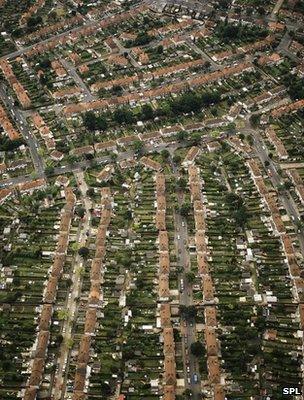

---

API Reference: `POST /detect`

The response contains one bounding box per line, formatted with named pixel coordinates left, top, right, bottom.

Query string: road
left=112, top=37, right=142, bottom=69
left=60, top=58, right=96, bottom=102
left=271, top=0, right=285, bottom=19
left=0, top=83, right=45, bottom=177
left=171, top=158, right=201, bottom=399
left=186, top=39, right=221, bottom=71
left=246, top=124, right=304, bottom=254
left=52, top=171, right=92, bottom=400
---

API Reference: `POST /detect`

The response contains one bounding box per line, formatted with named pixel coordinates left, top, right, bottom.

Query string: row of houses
left=211, top=35, right=276, bottom=62
left=90, top=58, right=207, bottom=92
left=63, top=61, right=254, bottom=115
left=271, top=99, right=304, bottom=118
left=72, top=188, right=112, bottom=400
left=0, top=102, right=20, bottom=140
left=24, top=4, right=148, bottom=58
left=154, top=172, right=176, bottom=400
left=265, top=125, right=288, bottom=159
left=20, top=0, right=45, bottom=25
left=71, top=116, right=232, bottom=159
left=0, top=59, right=31, bottom=108
left=23, top=187, right=76, bottom=400
left=247, top=159, right=303, bottom=296
left=0, top=178, right=47, bottom=206
left=287, top=169, right=304, bottom=205
left=148, top=18, right=196, bottom=37
left=22, top=15, right=84, bottom=44
left=31, top=112, right=56, bottom=151
left=188, top=165, right=225, bottom=399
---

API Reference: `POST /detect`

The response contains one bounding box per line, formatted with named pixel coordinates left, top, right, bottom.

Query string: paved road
left=271, top=0, right=285, bottom=19
left=186, top=39, right=221, bottom=71
left=60, top=58, right=96, bottom=102
left=245, top=124, right=304, bottom=254
left=171, top=158, right=201, bottom=399
left=112, top=37, right=142, bottom=69
left=0, top=83, right=45, bottom=176
left=52, top=172, right=92, bottom=400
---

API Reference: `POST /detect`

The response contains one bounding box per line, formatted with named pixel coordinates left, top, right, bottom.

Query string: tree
left=183, top=388, right=193, bottom=398
left=161, top=149, right=170, bottom=160
left=173, top=154, right=182, bottom=164
left=157, top=45, right=164, bottom=54
left=86, top=188, right=95, bottom=197
left=180, top=305, right=197, bottom=320
left=141, top=104, right=154, bottom=120
left=83, top=111, right=97, bottom=131
left=249, top=114, right=260, bottom=127
left=76, top=207, right=85, bottom=218
left=113, top=108, right=135, bottom=125
left=177, top=130, right=187, bottom=142
left=133, top=140, right=144, bottom=154
left=186, top=271, right=196, bottom=284
left=39, top=58, right=51, bottom=69
left=180, top=202, right=191, bottom=217
left=78, top=247, right=89, bottom=258
left=45, top=166, right=54, bottom=176
left=190, top=341, right=205, bottom=357
left=191, top=132, right=202, bottom=145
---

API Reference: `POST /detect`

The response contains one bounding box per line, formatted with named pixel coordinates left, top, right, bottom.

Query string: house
left=205, top=327, right=218, bottom=356
left=117, top=135, right=139, bottom=147
left=90, top=258, right=102, bottom=281
left=159, top=252, right=170, bottom=275
left=38, top=304, right=53, bottom=331
left=96, top=165, right=114, bottom=182
left=160, top=303, right=171, bottom=328
left=163, top=385, right=175, bottom=400
left=77, top=335, right=91, bottom=364
left=19, top=179, right=46, bottom=194
left=141, top=156, right=162, bottom=172
left=156, top=209, right=166, bottom=231
left=74, top=363, right=87, bottom=391
left=182, top=146, right=200, bottom=167
left=50, top=150, right=64, bottom=161
left=44, top=276, right=58, bottom=303
left=28, top=358, right=44, bottom=386
left=0, top=188, right=13, bottom=205
left=214, top=385, right=225, bottom=400
left=203, top=275, right=214, bottom=302
left=205, top=306, right=217, bottom=327
left=207, top=356, right=221, bottom=383
left=164, top=355, right=176, bottom=386
left=158, top=231, right=169, bottom=251
left=265, top=126, right=288, bottom=159
left=71, top=145, right=94, bottom=156
left=35, top=330, right=50, bottom=358
left=160, top=125, right=183, bottom=138
left=163, top=327, right=175, bottom=355
left=159, top=274, right=170, bottom=299
left=94, top=140, right=117, bottom=153
left=0, top=105, right=20, bottom=140
left=84, top=308, right=97, bottom=335
left=23, top=386, right=37, bottom=400
left=197, top=252, right=209, bottom=275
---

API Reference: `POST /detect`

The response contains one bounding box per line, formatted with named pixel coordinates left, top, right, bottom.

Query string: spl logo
left=282, top=387, right=302, bottom=395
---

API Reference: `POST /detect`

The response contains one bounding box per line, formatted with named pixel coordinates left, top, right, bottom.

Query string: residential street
left=52, top=171, right=92, bottom=400
left=60, top=58, right=96, bottom=102
left=172, top=158, right=201, bottom=399
left=0, top=83, right=45, bottom=176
